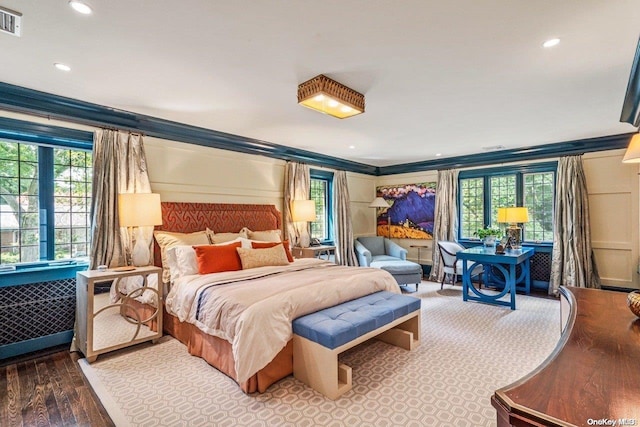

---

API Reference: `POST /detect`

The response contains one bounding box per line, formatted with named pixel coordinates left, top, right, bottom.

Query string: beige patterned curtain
left=549, top=155, right=600, bottom=295
left=283, top=161, right=310, bottom=248
left=89, top=130, right=151, bottom=269
left=333, top=170, right=358, bottom=266
left=429, top=169, right=459, bottom=282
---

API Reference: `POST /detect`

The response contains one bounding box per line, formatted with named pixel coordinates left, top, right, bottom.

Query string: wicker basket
left=628, top=291, right=640, bottom=318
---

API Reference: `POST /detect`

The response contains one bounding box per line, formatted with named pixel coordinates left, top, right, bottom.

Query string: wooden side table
left=292, top=245, right=336, bottom=260
left=76, top=265, right=162, bottom=362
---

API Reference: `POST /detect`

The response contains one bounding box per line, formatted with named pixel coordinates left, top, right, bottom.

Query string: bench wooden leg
left=376, top=312, right=420, bottom=350
left=293, top=335, right=352, bottom=400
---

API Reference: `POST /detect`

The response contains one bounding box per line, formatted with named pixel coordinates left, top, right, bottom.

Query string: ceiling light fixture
left=54, top=63, right=71, bottom=71
left=69, top=1, right=93, bottom=15
left=298, top=74, right=364, bottom=119
left=543, top=38, right=560, bottom=48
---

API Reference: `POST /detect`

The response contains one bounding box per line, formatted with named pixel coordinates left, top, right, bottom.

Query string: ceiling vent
left=0, top=6, right=22, bottom=37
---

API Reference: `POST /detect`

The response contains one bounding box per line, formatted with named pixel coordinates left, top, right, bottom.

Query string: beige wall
left=584, top=149, right=639, bottom=289
left=3, top=111, right=638, bottom=288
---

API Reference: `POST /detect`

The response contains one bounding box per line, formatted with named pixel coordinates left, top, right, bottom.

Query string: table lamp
left=118, top=193, right=163, bottom=267
left=501, top=207, right=529, bottom=249
left=291, top=199, right=316, bottom=248
left=369, top=197, right=391, bottom=238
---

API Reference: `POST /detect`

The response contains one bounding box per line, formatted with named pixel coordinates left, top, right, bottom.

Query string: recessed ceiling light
left=543, top=38, right=560, bottom=48
left=348, top=145, right=356, bottom=149
left=54, top=63, right=71, bottom=71
left=435, top=153, right=442, bottom=157
left=69, top=1, right=93, bottom=15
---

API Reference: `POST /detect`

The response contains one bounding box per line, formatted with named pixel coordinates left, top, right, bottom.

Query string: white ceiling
left=0, top=1, right=638, bottom=166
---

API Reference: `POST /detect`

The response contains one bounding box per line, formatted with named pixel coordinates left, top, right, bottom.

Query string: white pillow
left=208, top=229, right=249, bottom=244
left=167, top=237, right=247, bottom=282
left=240, top=227, right=282, bottom=242
left=154, top=230, right=209, bottom=283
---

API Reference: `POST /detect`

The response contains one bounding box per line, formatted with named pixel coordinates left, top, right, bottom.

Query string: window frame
left=309, top=169, right=334, bottom=245
left=0, top=118, right=93, bottom=272
left=458, top=162, right=557, bottom=247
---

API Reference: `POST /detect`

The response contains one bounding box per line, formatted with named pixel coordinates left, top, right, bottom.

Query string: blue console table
left=457, top=246, right=535, bottom=310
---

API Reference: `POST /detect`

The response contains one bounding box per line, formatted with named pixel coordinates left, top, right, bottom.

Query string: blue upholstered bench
left=292, top=291, right=421, bottom=399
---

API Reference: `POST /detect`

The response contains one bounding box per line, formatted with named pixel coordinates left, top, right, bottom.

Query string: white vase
left=483, top=236, right=497, bottom=247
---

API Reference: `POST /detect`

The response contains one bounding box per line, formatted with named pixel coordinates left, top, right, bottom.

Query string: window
left=0, top=140, right=92, bottom=264
left=309, top=170, right=333, bottom=243
left=458, top=163, right=556, bottom=243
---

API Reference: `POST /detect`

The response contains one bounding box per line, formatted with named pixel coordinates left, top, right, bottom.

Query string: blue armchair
left=354, top=236, right=422, bottom=290
left=354, top=236, right=407, bottom=266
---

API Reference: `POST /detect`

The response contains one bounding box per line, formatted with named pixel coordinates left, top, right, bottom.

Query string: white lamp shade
left=369, top=197, right=390, bottom=208
left=118, top=193, right=163, bottom=227
left=622, top=134, right=640, bottom=163
left=291, top=199, right=316, bottom=222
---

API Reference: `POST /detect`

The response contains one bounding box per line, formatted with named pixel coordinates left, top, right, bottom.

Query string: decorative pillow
left=154, top=230, right=209, bottom=283
left=236, top=245, right=290, bottom=270
left=251, top=240, right=294, bottom=262
left=193, top=242, right=243, bottom=274
left=241, top=227, right=282, bottom=243
left=208, top=229, right=249, bottom=244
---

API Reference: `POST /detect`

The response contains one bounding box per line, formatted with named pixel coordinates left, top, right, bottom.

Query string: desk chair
left=436, top=241, right=484, bottom=290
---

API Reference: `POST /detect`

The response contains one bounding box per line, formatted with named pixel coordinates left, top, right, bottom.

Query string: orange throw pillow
left=251, top=240, right=294, bottom=262
left=193, top=242, right=242, bottom=274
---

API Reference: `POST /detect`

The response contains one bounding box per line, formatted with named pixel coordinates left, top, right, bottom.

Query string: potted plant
left=475, top=227, right=503, bottom=247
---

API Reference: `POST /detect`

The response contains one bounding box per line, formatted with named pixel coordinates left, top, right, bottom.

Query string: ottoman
left=370, top=259, right=423, bottom=291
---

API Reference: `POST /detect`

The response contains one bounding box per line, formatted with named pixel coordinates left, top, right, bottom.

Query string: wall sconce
left=298, top=74, right=365, bottom=119
left=118, top=193, right=163, bottom=267
left=291, top=199, right=316, bottom=248
left=498, top=207, right=529, bottom=249
left=622, top=133, right=640, bottom=163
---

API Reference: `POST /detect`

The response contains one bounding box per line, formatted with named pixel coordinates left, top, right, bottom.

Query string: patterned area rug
left=79, top=281, right=560, bottom=427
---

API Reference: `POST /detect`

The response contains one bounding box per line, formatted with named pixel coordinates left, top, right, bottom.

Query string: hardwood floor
left=0, top=346, right=113, bottom=427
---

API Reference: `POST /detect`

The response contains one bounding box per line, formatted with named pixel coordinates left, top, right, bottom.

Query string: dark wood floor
left=0, top=346, right=113, bottom=427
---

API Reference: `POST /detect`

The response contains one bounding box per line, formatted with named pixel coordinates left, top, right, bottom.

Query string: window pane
left=460, top=178, right=484, bottom=238
left=310, top=178, right=328, bottom=241
left=0, top=141, right=39, bottom=263
left=53, top=148, right=92, bottom=260
left=524, top=172, right=554, bottom=242
left=490, top=175, right=516, bottom=226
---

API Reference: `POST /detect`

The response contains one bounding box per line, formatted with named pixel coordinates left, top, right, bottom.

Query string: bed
left=128, top=202, right=400, bottom=393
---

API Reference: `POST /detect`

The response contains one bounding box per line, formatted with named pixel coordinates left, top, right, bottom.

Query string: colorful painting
left=374, top=182, right=436, bottom=239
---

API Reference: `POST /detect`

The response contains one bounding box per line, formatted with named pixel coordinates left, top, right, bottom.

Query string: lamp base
left=131, top=233, right=152, bottom=266
left=506, top=225, right=522, bottom=249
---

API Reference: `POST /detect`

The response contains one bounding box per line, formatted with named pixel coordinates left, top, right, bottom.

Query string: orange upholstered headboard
left=153, top=202, right=282, bottom=267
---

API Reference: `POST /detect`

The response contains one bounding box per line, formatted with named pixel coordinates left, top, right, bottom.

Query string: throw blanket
left=165, top=258, right=400, bottom=382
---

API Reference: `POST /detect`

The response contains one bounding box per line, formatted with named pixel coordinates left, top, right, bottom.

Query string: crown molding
left=0, top=82, right=378, bottom=175
left=377, top=133, right=634, bottom=176
left=0, top=81, right=632, bottom=177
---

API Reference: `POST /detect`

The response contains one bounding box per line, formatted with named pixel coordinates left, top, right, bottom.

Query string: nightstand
left=75, top=266, right=162, bottom=362
left=292, top=245, right=336, bottom=260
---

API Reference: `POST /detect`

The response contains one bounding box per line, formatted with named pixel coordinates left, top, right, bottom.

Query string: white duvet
left=165, top=258, right=400, bottom=383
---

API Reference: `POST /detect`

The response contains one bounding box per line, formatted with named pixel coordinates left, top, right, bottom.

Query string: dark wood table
left=492, top=286, right=640, bottom=426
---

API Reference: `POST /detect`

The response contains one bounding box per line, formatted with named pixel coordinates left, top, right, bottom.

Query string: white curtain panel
left=333, top=171, right=358, bottom=266
left=429, top=169, right=459, bottom=282
left=89, top=130, right=151, bottom=269
left=549, top=155, right=600, bottom=295
left=283, top=161, right=310, bottom=247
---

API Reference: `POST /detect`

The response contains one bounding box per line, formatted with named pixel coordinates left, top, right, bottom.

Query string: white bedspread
left=165, top=258, right=400, bottom=382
